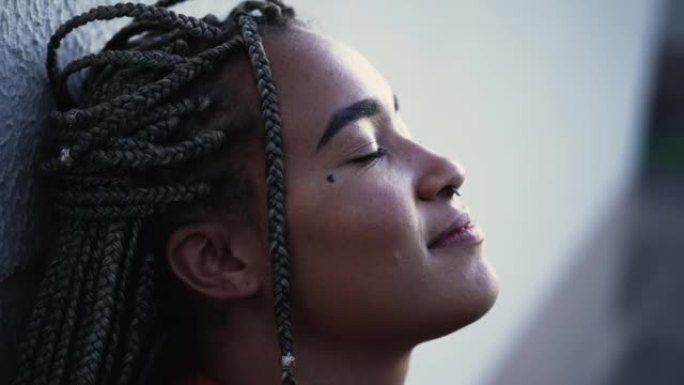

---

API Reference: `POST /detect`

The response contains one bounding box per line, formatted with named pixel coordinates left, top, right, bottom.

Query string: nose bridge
left=409, top=140, right=465, bottom=200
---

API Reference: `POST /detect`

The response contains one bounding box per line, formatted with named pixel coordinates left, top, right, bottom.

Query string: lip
left=428, top=212, right=485, bottom=249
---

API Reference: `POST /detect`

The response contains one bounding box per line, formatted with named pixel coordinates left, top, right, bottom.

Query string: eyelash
left=351, top=147, right=388, bottom=165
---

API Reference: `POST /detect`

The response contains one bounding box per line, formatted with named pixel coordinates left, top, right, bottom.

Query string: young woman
left=13, top=1, right=498, bottom=384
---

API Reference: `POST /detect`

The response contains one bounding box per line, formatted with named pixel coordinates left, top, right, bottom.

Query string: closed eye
left=350, top=148, right=388, bottom=165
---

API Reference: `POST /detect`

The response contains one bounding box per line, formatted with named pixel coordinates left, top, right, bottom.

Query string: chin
left=463, top=257, right=499, bottom=324
left=423, top=259, right=500, bottom=343
left=461, top=281, right=499, bottom=328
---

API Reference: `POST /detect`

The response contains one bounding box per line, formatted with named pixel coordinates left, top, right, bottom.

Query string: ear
left=166, top=220, right=265, bottom=300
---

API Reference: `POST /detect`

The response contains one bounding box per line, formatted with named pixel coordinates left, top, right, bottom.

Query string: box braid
left=12, top=1, right=300, bottom=384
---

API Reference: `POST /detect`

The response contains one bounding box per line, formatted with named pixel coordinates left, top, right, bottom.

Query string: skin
left=167, top=27, right=499, bottom=385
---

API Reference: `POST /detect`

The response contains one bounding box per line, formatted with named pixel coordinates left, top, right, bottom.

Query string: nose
left=415, top=146, right=466, bottom=201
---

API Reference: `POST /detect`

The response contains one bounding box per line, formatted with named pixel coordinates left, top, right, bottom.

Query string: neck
left=293, top=334, right=412, bottom=385
left=201, top=305, right=412, bottom=385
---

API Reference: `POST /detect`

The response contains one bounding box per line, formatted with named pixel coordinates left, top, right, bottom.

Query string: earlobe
left=166, top=222, right=263, bottom=300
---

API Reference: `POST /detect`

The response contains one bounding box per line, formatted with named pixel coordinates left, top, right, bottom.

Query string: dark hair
left=13, top=1, right=302, bottom=384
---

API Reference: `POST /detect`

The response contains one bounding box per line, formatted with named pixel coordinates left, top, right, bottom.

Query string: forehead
left=262, top=28, right=394, bottom=146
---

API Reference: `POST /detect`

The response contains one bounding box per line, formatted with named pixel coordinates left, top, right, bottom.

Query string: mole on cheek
left=326, top=174, right=335, bottom=183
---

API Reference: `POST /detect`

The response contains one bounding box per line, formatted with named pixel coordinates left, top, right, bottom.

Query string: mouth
left=428, top=212, right=485, bottom=249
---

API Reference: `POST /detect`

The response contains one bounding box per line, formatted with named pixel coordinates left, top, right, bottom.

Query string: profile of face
left=270, top=26, right=500, bottom=347
left=168, top=26, right=499, bottom=354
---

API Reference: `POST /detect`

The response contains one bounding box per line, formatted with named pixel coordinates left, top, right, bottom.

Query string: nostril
left=413, top=141, right=466, bottom=201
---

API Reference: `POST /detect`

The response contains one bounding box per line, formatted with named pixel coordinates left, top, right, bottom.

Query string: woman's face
left=253, top=28, right=499, bottom=347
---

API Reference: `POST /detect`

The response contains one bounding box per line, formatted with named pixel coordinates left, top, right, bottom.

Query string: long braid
left=13, top=1, right=301, bottom=385
left=13, top=221, right=82, bottom=385
left=237, top=11, right=296, bottom=384
left=115, top=251, right=159, bottom=385
left=47, top=225, right=97, bottom=385
left=99, top=219, right=139, bottom=385
left=67, top=222, right=127, bottom=385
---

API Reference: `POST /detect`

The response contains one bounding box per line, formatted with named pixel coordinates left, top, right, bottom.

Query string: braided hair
left=13, top=1, right=300, bottom=384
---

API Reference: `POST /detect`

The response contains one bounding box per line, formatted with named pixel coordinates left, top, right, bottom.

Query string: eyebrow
left=316, top=95, right=399, bottom=151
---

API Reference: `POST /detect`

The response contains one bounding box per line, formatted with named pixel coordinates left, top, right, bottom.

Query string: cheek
left=284, top=174, right=426, bottom=331
left=288, top=171, right=419, bottom=265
